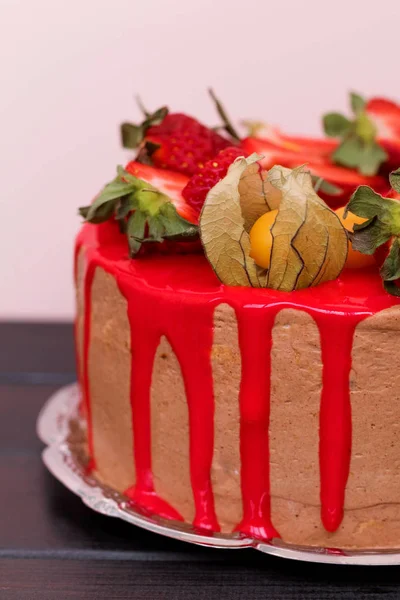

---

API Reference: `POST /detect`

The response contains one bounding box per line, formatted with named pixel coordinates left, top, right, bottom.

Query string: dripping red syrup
left=74, top=224, right=400, bottom=538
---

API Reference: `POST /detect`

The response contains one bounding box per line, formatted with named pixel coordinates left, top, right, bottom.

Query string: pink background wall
left=2, top=0, right=399, bottom=320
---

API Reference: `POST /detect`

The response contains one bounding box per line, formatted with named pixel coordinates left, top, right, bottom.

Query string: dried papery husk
left=200, top=159, right=348, bottom=291
left=199, top=155, right=264, bottom=287
left=266, top=166, right=348, bottom=291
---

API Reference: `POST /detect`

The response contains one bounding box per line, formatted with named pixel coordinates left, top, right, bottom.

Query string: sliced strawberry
left=280, top=135, right=338, bottom=157
left=366, top=98, right=400, bottom=140
left=125, top=161, right=197, bottom=224
left=301, top=162, right=386, bottom=189
left=244, top=124, right=338, bottom=158
left=364, top=98, right=400, bottom=167
left=145, top=114, right=231, bottom=176
left=377, top=138, right=400, bottom=170
left=242, top=137, right=388, bottom=209
left=80, top=162, right=200, bottom=256
left=241, top=137, right=329, bottom=169
left=182, top=146, right=246, bottom=215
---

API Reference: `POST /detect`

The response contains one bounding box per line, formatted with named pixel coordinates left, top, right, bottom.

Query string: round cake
left=74, top=92, right=400, bottom=550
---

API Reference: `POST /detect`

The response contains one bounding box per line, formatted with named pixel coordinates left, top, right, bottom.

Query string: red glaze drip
left=317, top=315, right=362, bottom=532
left=75, top=225, right=400, bottom=537
left=121, top=299, right=160, bottom=502
left=235, top=307, right=279, bottom=539
left=168, top=305, right=218, bottom=530
left=118, top=271, right=218, bottom=530
left=81, top=258, right=97, bottom=471
left=73, top=244, right=82, bottom=410
left=73, top=243, right=80, bottom=379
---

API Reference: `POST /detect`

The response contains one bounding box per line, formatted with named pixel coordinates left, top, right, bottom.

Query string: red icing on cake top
left=75, top=224, right=400, bottom=538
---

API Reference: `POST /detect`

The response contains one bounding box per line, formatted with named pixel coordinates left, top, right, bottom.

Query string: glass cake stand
left=37, top=384, right=400, bottom=565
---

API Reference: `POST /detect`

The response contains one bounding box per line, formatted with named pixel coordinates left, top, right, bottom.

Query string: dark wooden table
left=1, top=322, right=400, bottom=599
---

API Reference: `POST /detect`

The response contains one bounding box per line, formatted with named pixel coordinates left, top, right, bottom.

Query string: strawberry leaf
left=79, top=166, right=199, bottom=255
left=323, top=92, right=388, bottom=175
left=323, top=113, right=351, bottom=137
left=158, top=202, right=199, bottom=240
left=350, top=216, right=392, bottom=254
left=127, top=210, right=146, bottom=256
left=332, top=136, right=363, bottom=168
left=120, top=106, right=168, bottom=149
left=345, top=185, right=400, bottom=224
left=84, top=179, right=136, bottom=222
left=380, top=237, right=400, bottom=281
left=389, top=167, right=400, bottom=193
left=344, top=179, right=400, bottom=295
left=136, top=95, right=150, bottom=118
left=358, top=143, right=387, bottom=176
left=350, top=92, right=366, bottom=115
left=383, top=280, right=400, bottom=296
left=312, top=176, right=342, bottom=196
left=120, top=123, right=145, bottom=149
left=332, top=135, right=387, bottom=176
left=208, top=88, right=240, bottom=142
left=354, top=112, right=377, bottom=143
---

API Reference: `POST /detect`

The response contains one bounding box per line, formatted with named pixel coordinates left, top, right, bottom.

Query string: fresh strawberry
left=145, top=114, right=231, bottom=176
left=182, top=146, right=246, bottom=215
left=281, top=135, right=338, bottom=157
left=125, top=161, right=197, bottom=224
left=365, top=98, right=400, bottom=167
left=80, top=161, right=200, bottom=256
left=121, top=105, right=232, bottom=177
left=241, top=137, right=329, bottom=168
left=242, top=123, right=338, bottom=158
left=366, top=98, right=400, bottom=140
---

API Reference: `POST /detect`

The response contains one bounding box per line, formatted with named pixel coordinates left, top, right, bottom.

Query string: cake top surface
left=78, top=91, right=400, bottom=299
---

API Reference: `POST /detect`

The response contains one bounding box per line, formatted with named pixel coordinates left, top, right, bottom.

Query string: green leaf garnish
left=208, top=88, right=241, bottom=142
left=323, top=113, right=351, bottom=137
left=79, top=166, right=198, bottom=256
left=380, top=238, right=400, bottom=281
left=345, top=173, right=400, bottom=295
left=127, top=209, right=147, bottom=255
left=312, top=176, right=343, bottom=196
left=120, top=105, right=168, bottom=149
left=120, top=123, right=146, bottom=149
left=350, top=92, right=366, bottom=115
left=322, top=92, right=388, bottom=176
left=389, top=167, right=400, bottom=193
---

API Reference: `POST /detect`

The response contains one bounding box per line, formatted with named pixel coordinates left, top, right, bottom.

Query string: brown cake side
left=75, top=249, right=400, bottom=550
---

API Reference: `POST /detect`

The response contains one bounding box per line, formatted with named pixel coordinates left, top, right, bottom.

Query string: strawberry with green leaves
left=121, top=101, right=232, bottom=177
left=323, top=92, right=400, bottom=176
left=345, top=167, right=400, bottom=295
left=125, top=162, right=197, bottom=223
left=79, top=163, right=198, bottom=256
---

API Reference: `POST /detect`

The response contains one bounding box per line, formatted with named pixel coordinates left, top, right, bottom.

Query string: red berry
left=146, top=114, right=231, bottom=176
left=182, top=146, right=246, bottom=215
left=366, top=98, right=400, bottom=140
left=125, top=161, right=198, bottom=224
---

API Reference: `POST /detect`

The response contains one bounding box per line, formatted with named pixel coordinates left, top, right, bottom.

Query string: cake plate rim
left=37, top=383, right=400, bottom=565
